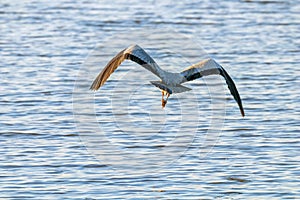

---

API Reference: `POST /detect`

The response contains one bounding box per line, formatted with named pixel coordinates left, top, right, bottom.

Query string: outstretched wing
left=180, top=58, right=245, bottom=117
left=90, top=44, right=162, bottom=90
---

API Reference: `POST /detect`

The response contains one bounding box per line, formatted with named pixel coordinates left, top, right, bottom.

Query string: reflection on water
left=1, top=0, right=299, bottom=198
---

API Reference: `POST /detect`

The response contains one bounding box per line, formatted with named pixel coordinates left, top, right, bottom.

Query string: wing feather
left=90, top=44, right=162, bottom=90
left=180, top=58, right=245, bottom=116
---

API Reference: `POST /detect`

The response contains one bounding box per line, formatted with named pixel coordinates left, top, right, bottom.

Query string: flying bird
left=90, top=44, right=245, bottom=117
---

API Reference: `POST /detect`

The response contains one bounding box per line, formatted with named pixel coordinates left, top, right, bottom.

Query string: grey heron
left=90, top=44, right=245, bottom=117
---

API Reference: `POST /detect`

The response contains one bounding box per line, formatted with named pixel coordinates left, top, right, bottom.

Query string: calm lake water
left=1, top=0, right=299, bottom=199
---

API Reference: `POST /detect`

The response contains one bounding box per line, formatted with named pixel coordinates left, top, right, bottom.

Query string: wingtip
left=90, top=88, right=99, bottom=92
left=240, top=109, right=245, bottom=117
left=89, top=85, right=98, bottom=91
left=89, top=81, right=101, bottom=91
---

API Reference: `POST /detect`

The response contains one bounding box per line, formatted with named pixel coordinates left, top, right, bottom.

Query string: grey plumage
left=90, top=44, right=245, bottom=116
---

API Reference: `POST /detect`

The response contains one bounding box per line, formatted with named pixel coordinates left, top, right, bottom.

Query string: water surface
left=1, top=0, right=299, bottom=199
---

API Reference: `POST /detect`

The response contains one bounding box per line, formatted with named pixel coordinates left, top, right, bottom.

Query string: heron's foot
left=162, top=99, right=167, bottom=108
left=161, top=92, right=170, bottom=108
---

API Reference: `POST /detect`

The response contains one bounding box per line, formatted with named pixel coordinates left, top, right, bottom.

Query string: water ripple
left=0, top=0, right=299, bottom=199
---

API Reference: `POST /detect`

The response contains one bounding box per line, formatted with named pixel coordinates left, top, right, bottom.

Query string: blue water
left=1, top=0, right=299, bottom=199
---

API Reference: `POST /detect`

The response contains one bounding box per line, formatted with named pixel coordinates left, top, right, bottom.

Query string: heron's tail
left=150, top=81, right=192, bottom=94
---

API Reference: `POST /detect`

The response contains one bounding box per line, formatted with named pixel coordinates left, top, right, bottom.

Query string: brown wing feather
left=90, top=45, right=163, bottom=91
left=90, top=49, right=126, bottom=90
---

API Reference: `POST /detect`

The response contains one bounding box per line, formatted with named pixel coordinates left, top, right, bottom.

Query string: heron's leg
left=165, top=93, right=170, bottom=101
left=161, top=91, right=166, bottom=108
